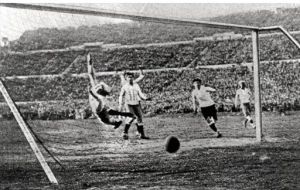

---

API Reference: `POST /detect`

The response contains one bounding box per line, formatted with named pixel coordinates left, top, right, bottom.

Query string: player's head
left=192, top=78, right=202, bottom=89
left=94, top=82, right=111, bottom=96
left=124, top=72, right=134, bottom=85
left=238, top=80, right=246, bottom=89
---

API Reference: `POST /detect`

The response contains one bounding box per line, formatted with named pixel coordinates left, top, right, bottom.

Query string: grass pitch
left=0, top=112, right=299, bottom=190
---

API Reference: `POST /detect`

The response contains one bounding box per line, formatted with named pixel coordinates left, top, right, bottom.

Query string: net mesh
left=0, top=4, right=300, bottom=187
left=0, top=103, right=48, bottom=187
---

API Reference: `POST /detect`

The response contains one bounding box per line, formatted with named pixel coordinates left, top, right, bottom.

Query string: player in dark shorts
left=119, top=72, right=151, bottom=140
left=191, top=78, right=222, bottom=138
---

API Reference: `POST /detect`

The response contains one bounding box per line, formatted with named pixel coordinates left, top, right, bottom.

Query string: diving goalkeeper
left=87, top=53, right=135, bottom=129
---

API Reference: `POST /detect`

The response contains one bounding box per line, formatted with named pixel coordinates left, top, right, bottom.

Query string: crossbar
left=1, top=3, right=300, bottom=143
left=0, top=3, right=259, bottom=31
left=260, top=26, right=300, bottom=49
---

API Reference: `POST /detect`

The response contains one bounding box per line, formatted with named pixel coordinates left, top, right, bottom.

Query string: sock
left=209, top=123, right=218, bottom=132
left=137, top=124, right=146, bottom=137
left=136, top=124, right=142, bottom=134
left=207, top=117, right=215, bottom=125
left=246, top=116, right=251, bottom=121
left=246, top=115, right=254, bottom=124
left=124, top=124, right=131, bottom=134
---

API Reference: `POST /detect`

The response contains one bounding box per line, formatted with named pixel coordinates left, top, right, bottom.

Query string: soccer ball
left=165, top=136, right=180, bottom=153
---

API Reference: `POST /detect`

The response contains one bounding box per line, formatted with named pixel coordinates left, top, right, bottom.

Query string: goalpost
left=0, top=3, right=300, bottom=185
left=0, top=79, right=58, bottom=184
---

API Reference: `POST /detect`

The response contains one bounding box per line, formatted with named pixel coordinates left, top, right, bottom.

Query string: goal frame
left=0, top=79, right=58, bottom=184
left=1, top=3, right=299, bottom=140
left=0, top=4, right=300, bottom=184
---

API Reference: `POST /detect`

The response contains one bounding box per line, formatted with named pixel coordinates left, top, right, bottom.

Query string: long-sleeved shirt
left=119, top=83, right=147, bottom=106
left=192, top=85, right=216, bottom=108
left=120, top=74, right=144, bottom=86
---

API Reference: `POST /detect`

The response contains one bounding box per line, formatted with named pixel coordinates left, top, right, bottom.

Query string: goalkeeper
left=87, top=53, right=135, bottom=129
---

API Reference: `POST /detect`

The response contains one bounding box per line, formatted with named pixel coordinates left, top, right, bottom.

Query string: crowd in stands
left=260, top=60, right=300, bottom=112
left=0, top=51, right=84, bottom=76
left=2, top=34, right=300, bottom=77
left=0, top=60, right=299, bottom=120
left=2, top=6, right=300, bottom=119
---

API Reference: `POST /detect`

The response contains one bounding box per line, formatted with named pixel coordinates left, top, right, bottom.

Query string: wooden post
left=0, top=80, right=58, bottom=184
left=252, top=30, right=263, bottom=142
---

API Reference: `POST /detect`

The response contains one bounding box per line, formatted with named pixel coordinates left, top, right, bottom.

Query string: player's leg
left=241, top=104, right=248, bottom=128
left=201, top=105, right=222, bottom=138
left=96, top=108, right=122, bottom=129
left=134, top=104, right=149, bottom=139
left=210, top=105, right=222, bottom=138
left=242, top=103, right=255, bottom=128
left=107, top=109, right=136, bottom=118
left=122, top=105, right=135, bottom=140
left=245, top=103, right=255, bottom=128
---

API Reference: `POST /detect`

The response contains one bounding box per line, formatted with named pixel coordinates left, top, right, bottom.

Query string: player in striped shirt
left=191, top=78, right=222, bottom=138
left=119, top=72, right=150, bottom=140
left=119, top=69, right=144, bottom=86
left=235, top=80, right=255, bottom=128
left=87, top=53, right=135, bottom=129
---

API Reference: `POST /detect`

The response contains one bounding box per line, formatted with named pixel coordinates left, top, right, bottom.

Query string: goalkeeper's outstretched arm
left=87, top=53, right=97, bottom=88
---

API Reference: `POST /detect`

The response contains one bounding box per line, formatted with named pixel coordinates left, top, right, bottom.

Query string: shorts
left=241, top=103, right=251, bottom=116
left=201, top=104, right=218, bottom=121
left=126, top=103, right=143, bottom=124
left=96, top=107, right=111, bottom=124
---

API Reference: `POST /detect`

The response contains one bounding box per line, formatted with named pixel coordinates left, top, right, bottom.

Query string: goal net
left=0, top=3, right=300, bottom=188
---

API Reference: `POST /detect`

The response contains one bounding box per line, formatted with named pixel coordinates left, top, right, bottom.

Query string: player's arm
left=136, top=84, right=151, bottom=101
left=87, top=53, right=97, bottom=88
left=134, top=69, right=144, bottom=83
left=90, top=85, right=103, bottom=102
left=191, top=91, right=198, bottom=113
left=234, top=90, right=240, bottom=108
left=118, top=71, right=126, bottom=86
left=118, top=86, right=125, bottom=111
left=206, top=86, right=216, bottom=92
left=137, top=85, right=148, bottom=100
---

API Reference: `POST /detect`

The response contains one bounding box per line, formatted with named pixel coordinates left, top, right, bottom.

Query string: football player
left=87, top=53, right=135, bottom=128
left=191, top=78, right=222, bottom=138
left=119, top=71, right=150, bottom=140
left=235, top=80, right=255, bottom=128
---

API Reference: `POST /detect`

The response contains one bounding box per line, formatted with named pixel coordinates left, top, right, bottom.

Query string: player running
left=87, top=53, right=135, bottom=129
left=191, top=78, right=222, bottom=138
left=118, top=71, right=150, bottom=140
left=234, top=80, right=255, bottom=128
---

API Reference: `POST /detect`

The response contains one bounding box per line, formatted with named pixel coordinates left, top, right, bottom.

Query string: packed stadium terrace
left=0, top=35, right=300, bottom=119
left=0, top=51, right=85, bottom=77
left=1, top=33, right=300, bottom=76
left=0, top=60, right=299, bottom=119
